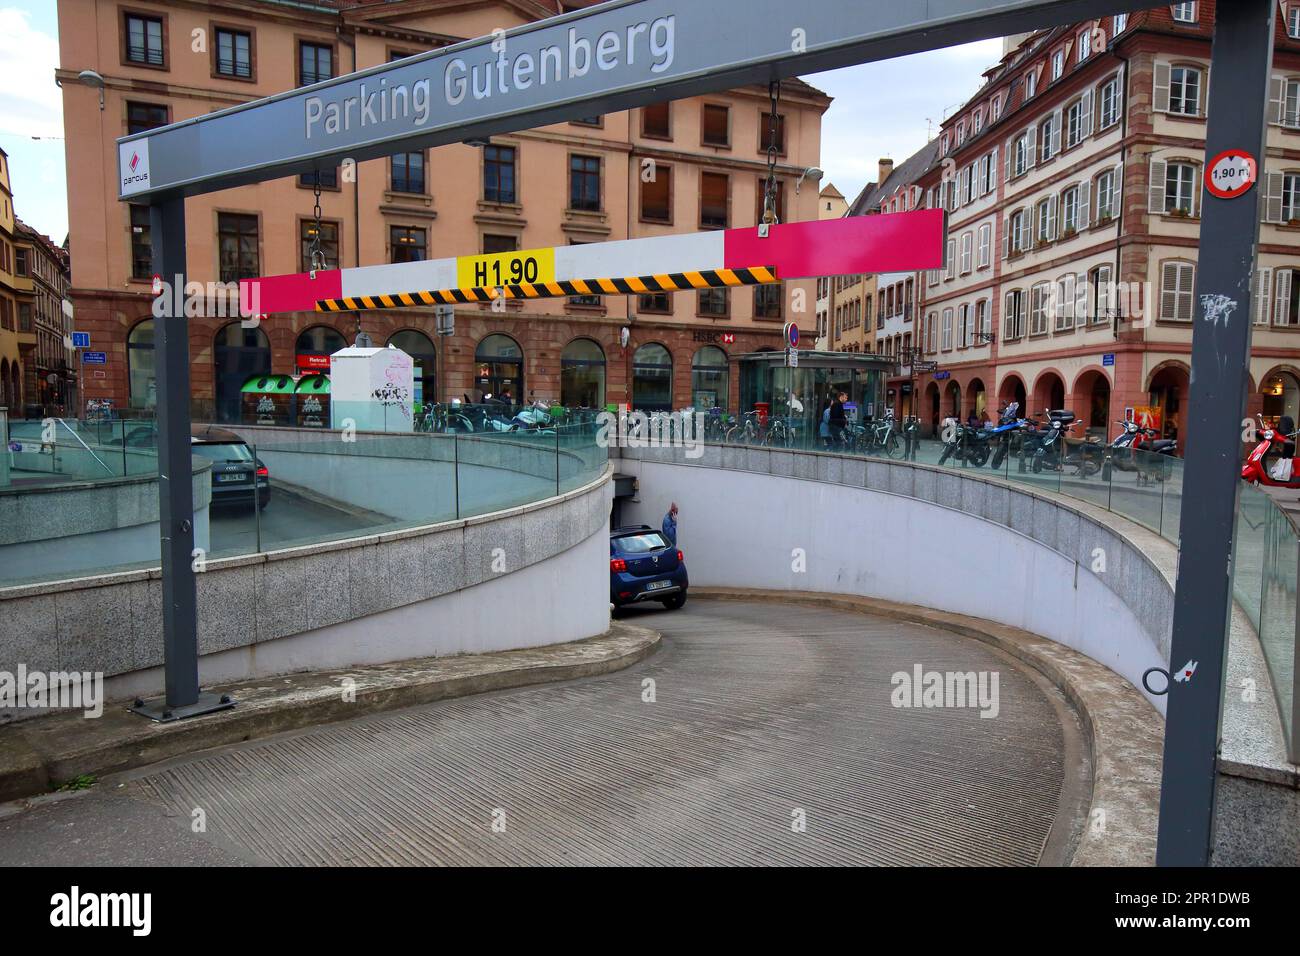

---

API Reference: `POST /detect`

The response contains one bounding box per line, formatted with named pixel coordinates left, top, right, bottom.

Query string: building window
left=1160, top=261, right=1196, bottom=321
left=641, top=164, right=672, bottom=222
left=957, top=303, right=971, bottom=348
left=941, top=308, right=953, bottom=350
left=124, top=12, right=164, bottom=67
left=482, top=234, right=517, bottom=255
left=1276, top=268, right=1300, bottom=325
left=569, top=155, right=601, bottom=211
left=391, top=152, right=425, bottom=194
left=571, top=115, right=603, bottom=127
left=1283, top=172, right=1300, bottom=222
left=1090, top=265, right=1113, bottom=323
left=1051, top=50, right=1064, bottom=81
left=1061, top=185, right=1080, bottom=234
left=1066, top=100, right=1085, bottom=148
left=299, top=168, right=338, bottom=190
left=945, top=239, right=956, bottom=280
left=702, top=104, right=730, bottom=147
left=1025, top=70, right=1037, bottom=99
left=483, top=145, right=517, bottom=203
left=14, top=248, right=27, bottom=277
left=976, top=299, right=989, bottom=341
left=217, top=213, right=259, bottom=282
left=1290, top=5, right=1300, bottom=40
left=1285, top=79, right=1300, bottom=128
left=1114, top=13, right=1128, bottom=34
left=642, top=101, right=671, bottom=139
left=126, top=101, right=168, bottom=134
left=1078, top=31, right=1090, bottom=63
left=977, top=223, right=991, bottom=268
left=992, top=95, right=1003, bottom=121
left=1036, top=196, right=1057, bottom=245
left=1055, top=274, right=1076, bottom=330
left=129, top=201, right=152, bottom=277
left=1171, top=3, right=1196, bottom=24
left=960, top=231, right=973, bottom=274
left=926, top=312, right=937, bottom=352
left=698, top=287, right=729, bottom=317
left=1166, top=162, right=1197, bottom=215
left=1096, top=168, right=1117, bottom=221
left=1004, top=290, right=1025, bottom=339
left=1170, top=66, right=1202, bottom=116
left=1039, top=114, right=1058, bottom=162
left=759, top=112, right=786, bottom=154
left=389, top=226, right=426, bottom=264
left=1030, top=283, right=1050, bottom=335
left=300, top=220, right=339, bottom=272
left=754, top=284, right=782, bottom=319
left=1099, top=76, right=1122, bottom=129
left=1014, top=133, right=1030, bottom=177
left=973, top=110, right=983, bottom=134
left=700, top=171, right=729, bottom=228
left=639, top=291, right=672, bottom=314
left=214, top=27, right=253, bottom=79
left=562, top=338, right=606, bottom=409
left=299, top=42, right=333, bottom=86
left=1010, top=209, right=1028, bottom=253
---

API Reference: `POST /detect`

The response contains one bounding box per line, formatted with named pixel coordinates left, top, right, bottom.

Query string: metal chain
left=761, top=80, right=782, bottom=227
left=308, top=173, right=327, bottom=274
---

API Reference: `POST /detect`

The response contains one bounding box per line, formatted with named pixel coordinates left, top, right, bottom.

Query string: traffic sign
left=784, top=322, right=800, bottom=348
left=82, top=351, right=107, bottom=365
left=785, top=346, right=798, bottom=368
left=71, top=332, right=90, bottom=349
left=912, top=361, right=937, bottom=373
left=1205, top=149, right=1257, bottom=200
left=1102, top=353, right=1115, bottom=367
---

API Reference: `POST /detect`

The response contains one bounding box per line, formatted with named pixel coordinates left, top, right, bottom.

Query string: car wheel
left=661, top=593, right=687, bottom=610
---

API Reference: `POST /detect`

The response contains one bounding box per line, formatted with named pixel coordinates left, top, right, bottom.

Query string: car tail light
left=619, top=591, right=633, bottom=599
left=677, top=550, right=684, bottom=562
left=256, top=466, right=269, bottom=477
left=610, top=558, right=627, bottom=572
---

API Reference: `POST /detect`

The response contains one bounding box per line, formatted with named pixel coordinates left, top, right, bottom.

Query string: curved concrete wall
left=0, top=466, right=613, bottom=708
left=616, top=444, right=1171, bottom=713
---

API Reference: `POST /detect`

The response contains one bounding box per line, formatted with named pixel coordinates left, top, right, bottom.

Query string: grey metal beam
left=115, top=0, right=1156, bottom=200
left=1156, top=0, right=1276, bottom=867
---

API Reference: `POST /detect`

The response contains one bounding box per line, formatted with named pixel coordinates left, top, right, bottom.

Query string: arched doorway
left=691, top=346, right=729, bottom=411
left=1032, top=371, right=1066, bottom=418
left=295, top=325, right=346, bottom=375
left=1260, top=368, right=1300, bottom=427
left=388, top=329, right=437, bottom=408
left=632, top=343, right=673, bottom=412
left=127, top=319, right=156, bottom=411
left=1147, top=362, right=1189, bottom=443
left=998, top=374, right=1027, bottom=415
left=945, top=380, right=961, bottom=418
left=924, top=381, right=941, bottom=436
left=475, top=333, right=523, bottom=404
left=966, top=377, right=987, bottom=422
left=560, top=338, right=605, bottom=409
left=1073, top=369, right=1111, bottom=439
left=214, top=323, right=271, bottom=423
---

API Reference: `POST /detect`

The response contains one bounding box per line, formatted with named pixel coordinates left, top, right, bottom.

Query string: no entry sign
left=1205, top=149, right=1257, bottom=199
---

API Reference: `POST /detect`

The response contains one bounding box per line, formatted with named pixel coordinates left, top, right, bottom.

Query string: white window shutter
left=1255, top=267, right=1273, bottom=325
left=1264, top=171, right=1284, bottom=223
left=990, top=146, right=999, bottom=189
left=1149, top=158, right=1167, bottom=214
left=1161, top=262, right=1179, bottom=320
left=1046, top=196, right=1057, bottom=240
left=1276, top=269, right=1293, bottom=326
left=1004, top=140, right=1013, bottom=182
left=1051, top=109, right=1063, bottom=154
left=1270, top=76, right=1285, bottom=124
left=1078, top=180, right=1091, bottom=228
left=1002, top=218, right=1010, bottom=260
left=1081, top=88, right=1094, bottom=138
left=1026, top=126, right=1037, bottom=168
left=1153, top=61, right=1171, bottom=113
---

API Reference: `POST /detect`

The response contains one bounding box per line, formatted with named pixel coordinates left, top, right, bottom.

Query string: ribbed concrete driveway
left=120, top=598, right=1087, bottom=866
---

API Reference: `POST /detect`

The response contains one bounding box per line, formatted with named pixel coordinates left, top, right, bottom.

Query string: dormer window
left=1171, top=3, right=1196, bottom=24
left=1051, top=50, right=1064, bottom=81
left=1025, top=70, right=1037, bottom=98
left=973, top=109, right=983, bottom=134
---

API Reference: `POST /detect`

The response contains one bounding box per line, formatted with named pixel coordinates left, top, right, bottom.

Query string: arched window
left=691, top=346, right=729, bottom=411
left=560, top=338, right=605, bottom=409
left=214, top=323, right=271, bottom=423
left=295, top=325, right=346, bottom=373
left=388, top=329, right=437, bottom=407
left=632, top=343, right=673, bottom=412
left=127, top=318, right=156, bottom=410
left=474, top=333, right=523, bottom=404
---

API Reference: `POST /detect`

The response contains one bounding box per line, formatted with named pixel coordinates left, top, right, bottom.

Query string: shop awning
left=240, top=374, right=296, bottom=394
left=295, top=374, right=330, bottom=394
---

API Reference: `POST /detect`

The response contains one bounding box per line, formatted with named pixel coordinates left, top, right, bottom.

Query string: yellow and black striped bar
left=316, top=266, right=778, bottom=312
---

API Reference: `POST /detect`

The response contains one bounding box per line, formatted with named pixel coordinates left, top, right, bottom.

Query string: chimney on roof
left=877, top=158, right=894, bottom=186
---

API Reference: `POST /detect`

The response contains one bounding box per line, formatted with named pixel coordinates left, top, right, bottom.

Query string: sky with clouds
left=0, top=1, right=1002, bottom=244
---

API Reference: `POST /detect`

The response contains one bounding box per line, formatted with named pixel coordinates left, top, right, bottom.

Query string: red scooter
left=1241, top=414, right=1300, bottom=489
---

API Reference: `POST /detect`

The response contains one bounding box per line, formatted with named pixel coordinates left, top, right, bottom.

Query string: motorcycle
left=1027, top=410, right=1102, bottom=477
left=936, top=417, right=991, bottom=467
left=986, top=402, right=1029, bottom=470
left=1101, top=419, right=1177, bottom=485
left=1242, top=414, right=1300, bottom=489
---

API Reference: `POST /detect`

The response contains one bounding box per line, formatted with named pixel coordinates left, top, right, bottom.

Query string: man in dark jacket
left=662, top=502, right=679, bottom=545
left=829, top=392, right=848, bottom=445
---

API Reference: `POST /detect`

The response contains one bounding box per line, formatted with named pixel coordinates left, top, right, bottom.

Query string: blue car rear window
left=614, top=532, right=670, bottom=554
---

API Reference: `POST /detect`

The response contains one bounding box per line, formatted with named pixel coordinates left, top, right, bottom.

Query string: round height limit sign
left=1205, top=149, right=1258, bottom=200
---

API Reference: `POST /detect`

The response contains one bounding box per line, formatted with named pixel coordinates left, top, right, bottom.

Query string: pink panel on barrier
left=240, top=270, right=342, bottom=315
left=722, top=210, right=946, bottom=278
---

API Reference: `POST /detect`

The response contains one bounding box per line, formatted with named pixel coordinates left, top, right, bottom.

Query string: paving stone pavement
left=0, top=599, right=1085, bottom=866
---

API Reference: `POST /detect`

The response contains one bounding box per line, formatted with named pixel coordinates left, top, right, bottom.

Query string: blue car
left=610, top=525, right=688, bottom=610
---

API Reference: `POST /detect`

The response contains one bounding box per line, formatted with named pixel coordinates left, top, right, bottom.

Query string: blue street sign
left=72, top=332, right=90, bottom=348
left=82, top=351, right=107, bottom=365
left=1102, top=353, right=1115, bottom=367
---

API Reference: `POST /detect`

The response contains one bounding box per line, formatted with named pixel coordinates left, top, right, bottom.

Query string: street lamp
left=77, top=70, right=106, bottom=110
left=795, top=166, right=824, bottom=194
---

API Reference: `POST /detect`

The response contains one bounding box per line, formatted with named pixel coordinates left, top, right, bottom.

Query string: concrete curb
left=693, top=587, right=1162, bottom=867
left=0, top=621, right=659, bottom=804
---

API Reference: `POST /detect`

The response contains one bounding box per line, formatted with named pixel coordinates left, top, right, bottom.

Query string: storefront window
left=214, top=323, right=271, bottom=423
left=632, top=343, right=673, bottom=412
left=475, top=334, right=524, bottom=404
left=127, top=319, right=156, bottom=411
left=691, top=346, right=729, bottom=411
left=561, top=338, right=605, bottom=409
left=388, top=329, right=436, bottom=408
